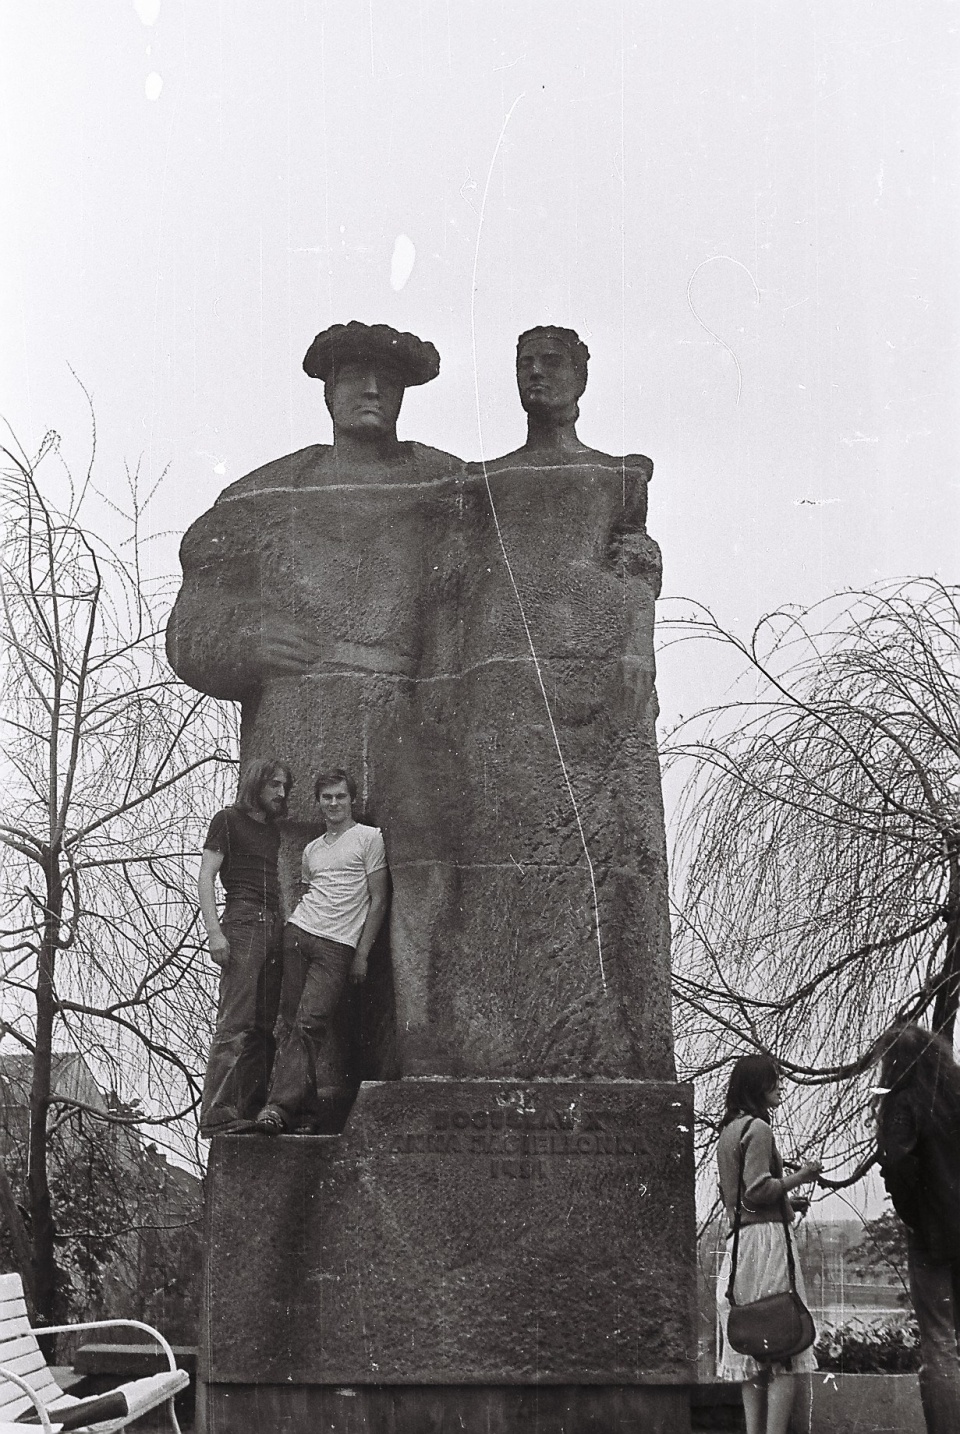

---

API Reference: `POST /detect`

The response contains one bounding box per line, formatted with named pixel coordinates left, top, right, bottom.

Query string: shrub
left=847, top=1209, right=911, bottom=1306
left=815, top=1317, right=920, bottom=1373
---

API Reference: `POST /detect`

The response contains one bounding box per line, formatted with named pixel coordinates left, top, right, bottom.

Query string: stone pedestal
left=199, top=1078, right=696, bottom=1433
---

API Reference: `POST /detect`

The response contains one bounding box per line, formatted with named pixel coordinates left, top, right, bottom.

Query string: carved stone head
left=516, top=326, right=590, bottom=422
left=303, top=321, right=442, bottom=440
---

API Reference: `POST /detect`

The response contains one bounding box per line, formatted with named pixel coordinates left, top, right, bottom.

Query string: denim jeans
left=200, top=901, right=283, bottom=1133
left=263, top=924, right=354, bottom=1126
left=908, top=1235, right=960, bottom=1433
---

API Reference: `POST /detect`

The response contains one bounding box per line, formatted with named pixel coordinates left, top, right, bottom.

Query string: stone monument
left=168, top=322, right=696, bottom=1433
left=445, top=325, right=672, bottom=1078
left=167, top=321, right=463, bottom=1090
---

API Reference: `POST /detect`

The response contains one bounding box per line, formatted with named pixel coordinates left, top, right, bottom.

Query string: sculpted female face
left=325, top=360, right=405, bottom=437
left=516, top=336, right=585, bottom=418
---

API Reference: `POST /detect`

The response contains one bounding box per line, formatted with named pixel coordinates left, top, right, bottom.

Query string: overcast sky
left=3, top=3, right=957, bottom=711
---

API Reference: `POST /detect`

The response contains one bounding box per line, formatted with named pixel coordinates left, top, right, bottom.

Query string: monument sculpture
left=167, top=321, right=463, bottom=1085
left=168, top=322, right=696, bottom=1433
left=449, top=325, right=672, bottom=1077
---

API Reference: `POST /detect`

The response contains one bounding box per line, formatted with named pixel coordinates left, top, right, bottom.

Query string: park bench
left=0, top=1273, right=189, bottom=1432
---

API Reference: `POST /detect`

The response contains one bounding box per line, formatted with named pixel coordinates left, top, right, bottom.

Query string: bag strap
left=725, top=1117, right=752, bottom=1306
left=725, top=1116, right=800, bottom=1306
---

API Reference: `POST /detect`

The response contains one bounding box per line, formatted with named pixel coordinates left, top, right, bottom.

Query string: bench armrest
left=30, top=1320, right=177, bottom=1372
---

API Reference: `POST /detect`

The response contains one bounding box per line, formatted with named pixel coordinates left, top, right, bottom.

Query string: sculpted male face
left=516, top=337, right=585, bottom=418
left=325, top=360, right=406, bottom=438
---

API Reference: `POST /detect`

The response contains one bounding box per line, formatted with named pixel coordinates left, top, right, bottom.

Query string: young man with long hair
left=877, top=1023, right=960, bottom=1432
left=197, top=759, right=293, bottom=1136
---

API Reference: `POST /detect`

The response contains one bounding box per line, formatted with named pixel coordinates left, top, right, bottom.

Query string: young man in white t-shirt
left=253, top=768, right=388, bottom=1134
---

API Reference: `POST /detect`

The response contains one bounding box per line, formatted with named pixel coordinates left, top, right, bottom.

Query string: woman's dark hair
left=721, top=1053, right=781, bottom=1127
left=878, top=1023, right=960, bottom=1133
left=235, top=760, right=293, bottom=815
left=314, top=768, right=357, bottom=803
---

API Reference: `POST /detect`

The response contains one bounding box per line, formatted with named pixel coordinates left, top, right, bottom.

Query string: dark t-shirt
left=203, top=806, right=281, bottom=911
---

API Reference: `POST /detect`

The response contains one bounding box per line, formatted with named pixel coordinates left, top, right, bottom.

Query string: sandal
left=252, top=1110, right=285, bottom=1135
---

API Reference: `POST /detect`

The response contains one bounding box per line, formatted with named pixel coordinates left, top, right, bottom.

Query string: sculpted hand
left=209, top=931, right=230, bottom=968
left=252, top=616, right=323, bottom=678
left=349, top=951, right=368, bottom=985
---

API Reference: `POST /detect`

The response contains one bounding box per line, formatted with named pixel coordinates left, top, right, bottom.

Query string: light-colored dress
left=716, top=1115, right=818, bottom=1381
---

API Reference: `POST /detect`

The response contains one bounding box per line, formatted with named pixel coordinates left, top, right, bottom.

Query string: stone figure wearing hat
left=167, top=322, right=454, bottom=701
left=167, top=322, right=465, bottom=1087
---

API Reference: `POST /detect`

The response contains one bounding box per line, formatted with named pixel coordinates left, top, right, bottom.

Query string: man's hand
left=252, top=616, right=322, bottom=678
left=208, top=931, right=230, bottom=968
left=349, top=951, right=368, bottom=984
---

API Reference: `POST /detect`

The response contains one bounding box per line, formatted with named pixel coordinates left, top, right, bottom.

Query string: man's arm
left=198, top=848, right=229, bottom=967
left=350, top=868, right=389, bottom=983
left=879, top=1093, right=922, bottom=1230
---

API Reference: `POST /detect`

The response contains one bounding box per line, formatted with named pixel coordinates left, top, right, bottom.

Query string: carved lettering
left=430, top=1106, right=611, bottom=1133
left=489, top=1158, right=546, bottom=1180
left=401, top=1113, right=643, bottom=1171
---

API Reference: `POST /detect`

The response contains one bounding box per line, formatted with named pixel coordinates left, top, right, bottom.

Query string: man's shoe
left=253, top=1109, right=285, bottom=1135
left=201, top=1118, right=260, bottom=1138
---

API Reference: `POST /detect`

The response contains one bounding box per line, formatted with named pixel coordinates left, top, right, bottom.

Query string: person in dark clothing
left=876, top=1022, right=960, bottom=1433
left=198, top=760, right=293, bottom=1136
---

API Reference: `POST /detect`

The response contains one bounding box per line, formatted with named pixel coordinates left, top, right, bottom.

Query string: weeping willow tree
left=0, top=414, right=236, bottom=1319
left=663, top=579, right=960, bottom=1193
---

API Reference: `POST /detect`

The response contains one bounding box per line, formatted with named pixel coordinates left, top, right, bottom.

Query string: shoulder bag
left=725, top=1117, right=816, bottom=1364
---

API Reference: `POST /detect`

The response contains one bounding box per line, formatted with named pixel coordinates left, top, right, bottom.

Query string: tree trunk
left=28, top=854, right=60, bottom=1322
left=932, top=909, right=960, bottom=1042
left=931, top=843, right=960, bottom=1043
left=0, top=1158, right=36, bottom=1319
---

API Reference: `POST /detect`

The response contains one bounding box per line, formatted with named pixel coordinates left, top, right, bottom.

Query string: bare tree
left=662, top=580, right=960, bottom=1194
left=0, top=414, right=235, bottom=1319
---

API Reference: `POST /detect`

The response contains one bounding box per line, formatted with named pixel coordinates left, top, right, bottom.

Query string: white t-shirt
left=289, top=824, right=387, bottom=948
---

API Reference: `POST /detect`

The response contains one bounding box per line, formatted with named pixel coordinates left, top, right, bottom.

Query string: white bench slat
left=0, top=1352, right=62, bottom=1413
left=0, top=1346, right=45, bottom=1376
left=0, top=1385, right=32, bottom=1418
left=30, top=1372, right=63, bottom=1402
left=0, top=1381, right=62, bottom=1420
left=0, top=1370, right=54, bottom=1416
left=0, top=1313, right=33, bottom=1344
left=0, top=1335, right=43, bottom=1365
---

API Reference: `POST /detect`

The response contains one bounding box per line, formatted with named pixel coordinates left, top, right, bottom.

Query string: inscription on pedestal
left=390, top=1096, right=650, bottom=1189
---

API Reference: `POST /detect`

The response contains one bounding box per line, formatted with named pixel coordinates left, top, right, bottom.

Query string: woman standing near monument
left=715, top=1055, right=822, bottom=1434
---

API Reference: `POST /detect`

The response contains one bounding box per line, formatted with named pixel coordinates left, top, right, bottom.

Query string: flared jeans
left=200, top=901, right=283, bottom=1134
left=909, top=1236, right=960, bottom=1433
left=262, top=923, right=354, bottom=1128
